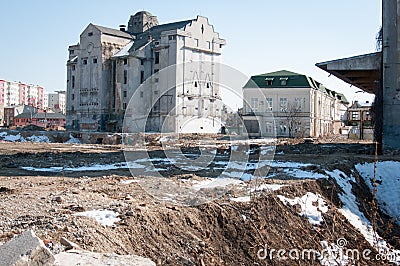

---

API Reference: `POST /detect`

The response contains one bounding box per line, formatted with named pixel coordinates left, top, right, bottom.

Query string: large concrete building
left=242, top=70, right=348, bottom=138
left=317, top=0, right=400, bottom=150
left=66, top=11, right=226, bottom=133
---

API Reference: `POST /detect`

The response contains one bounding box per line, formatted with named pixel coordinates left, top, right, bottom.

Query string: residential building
left=14, top=112, right=66, bottom=130
left=66, top=11, right=226, bottom=133
left=0, top=80, right=45, bottom=109
left=3, top=105, right=38, bottom=127
left=48, top=91, right=66, bottom=114
left=346, top=101, right=373, bottom=140
left=242, top=70, right=348, bottom=138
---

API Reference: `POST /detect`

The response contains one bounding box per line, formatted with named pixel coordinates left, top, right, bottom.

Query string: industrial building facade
left=66, top=11, right=226, bottom=133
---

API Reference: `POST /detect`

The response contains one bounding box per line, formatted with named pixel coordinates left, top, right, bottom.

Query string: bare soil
left=0, top=138, right=398, bottom=265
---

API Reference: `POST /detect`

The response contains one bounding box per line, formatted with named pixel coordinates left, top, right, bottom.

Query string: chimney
left=119, top=25, right=126, bottom=32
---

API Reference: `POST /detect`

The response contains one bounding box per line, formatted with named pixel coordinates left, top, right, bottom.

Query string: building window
left=72, top=76, right=75, bottom=88
left=140, top=71, right=144, bottom=84
left=123, top=102, right=127, bottom=109
left=123, top=70, right=127, bottom=84
left=154, top=52, right=160, bottom=64
left=123, top=91, right=127, bottom=98
left=207, top=41, right=211, bottom=49
left=83, top=59, right=88, bottom=65
left=71, top=106, right=74, bottom=112
left=72, top=65, right=75, bottom=71
left=140, top=91, right=143, bottom=98
left=72, top=94, right=75, bottom=100
left=88, top=32, right=93, bottom=36
left=123, top=58, right=128, bottom=65
left=194, top=38, right=199, bottom=47
left=280, top=77, right=288, bottom=86
left=93, top=58, right=97, bottom=64
left=280, top=98, right=288, bottom=112
left=294, top=97, right=303, bottom=111
left=69, top=50, right=74, bottom=55
left=140, top=59, right=144, bottom=65
left=266, top=97, right=273, bottom=111
left=168, top=35, right=176, bottom=41
left=251, top=98, right=258, bottom=111
left=265, top=78, right=274, bottom=86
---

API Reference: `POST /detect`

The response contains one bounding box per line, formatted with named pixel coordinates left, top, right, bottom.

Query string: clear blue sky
left=0, top=1, right=381, bottom=103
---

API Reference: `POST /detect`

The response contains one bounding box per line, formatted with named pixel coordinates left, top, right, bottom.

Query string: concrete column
left=382, top=0, right=400, bottom=149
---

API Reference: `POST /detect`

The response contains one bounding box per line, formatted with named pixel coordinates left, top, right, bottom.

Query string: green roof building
left=242, top=70, right=349, bottom=138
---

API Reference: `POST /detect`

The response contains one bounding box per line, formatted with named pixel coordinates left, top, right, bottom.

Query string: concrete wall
left=382, top=0, right=400, bottom=149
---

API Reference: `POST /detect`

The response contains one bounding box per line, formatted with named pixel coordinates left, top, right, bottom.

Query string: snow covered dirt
left=0, top=138, right=399, bottom=265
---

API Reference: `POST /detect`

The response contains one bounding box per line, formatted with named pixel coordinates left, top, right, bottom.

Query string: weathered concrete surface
left=316, top=52, right=381, bottom=94
left=382, top=0, right=400, bottom=150
left=54, top=250, right=156, bottom=266
left=0, top=230, right=54, bottom=266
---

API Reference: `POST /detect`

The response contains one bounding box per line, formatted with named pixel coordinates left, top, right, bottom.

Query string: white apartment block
left=48, top=91, right=66, bottom=114
left=0, top=79, right=45, bottom=109
left=66, top=11, right=226, bottom=132
left=242, top=70, right=348, bottom=138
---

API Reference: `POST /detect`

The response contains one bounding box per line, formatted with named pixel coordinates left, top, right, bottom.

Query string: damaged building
left=66, top=11, right=226, bottom=133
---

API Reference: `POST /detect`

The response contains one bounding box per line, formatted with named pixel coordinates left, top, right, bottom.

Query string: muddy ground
left=0, top=137, right=399, bottom=265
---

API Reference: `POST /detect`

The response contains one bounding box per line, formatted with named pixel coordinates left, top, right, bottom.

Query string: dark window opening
left=123, top=58, right=128, bottom=65
left=194, top=81, right=198, bottom=87
left=154, top=52, right=160, bottom=64
left=88, top=32, right=93, bottom=36
left=123, top=91, right=127, bottom=98
left=72, top=76, right=75, bottom=88
left=83, top=59, right=87, bottom=65
left=123, top=70, right=127, bottom=84
left=93, top=58, right=97, bottom=64
left=140, top=71, right=144, bottom=84
left=140, top=59, right=144, bottom=65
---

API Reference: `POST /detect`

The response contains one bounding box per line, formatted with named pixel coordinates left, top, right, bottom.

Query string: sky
left=0, top=1, right=381, bottom=104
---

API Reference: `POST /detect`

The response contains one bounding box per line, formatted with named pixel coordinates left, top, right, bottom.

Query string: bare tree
left=280, top=101, right=306, bottom=138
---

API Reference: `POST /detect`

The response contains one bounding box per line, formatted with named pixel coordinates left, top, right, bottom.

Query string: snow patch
left=65, top=134, right=81, bottom=144
left=355, top=161, right=400, bottom=225
left=326, top=169, right=398, bottom=257
left=230, top=196, right=251, bottom=203
left=192, top=178, right=243, bottom=191
left=2, top=133, right=26, bottom=142
left=26, top=135, right=50, bottom=143
left=74, top=209, right=120, bottom=226
left=278, top=192, right=328, bottom=225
